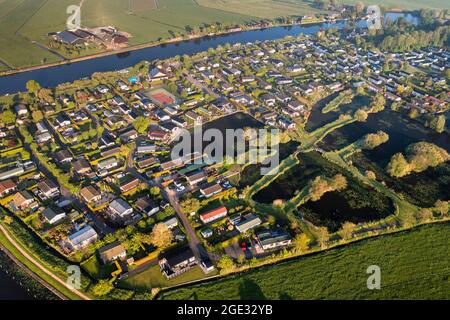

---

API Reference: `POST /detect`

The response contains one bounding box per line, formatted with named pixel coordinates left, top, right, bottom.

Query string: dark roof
left=161, top=245, right=195, bottom=267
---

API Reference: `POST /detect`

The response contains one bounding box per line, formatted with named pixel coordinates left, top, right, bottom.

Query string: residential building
left=109, top=198, right=133, bottom=217
left=159, top=245, right=197, bottom=279
left=68, top=226, right=98, bottom=250
left=199, top=206, right=228, bottom=224
left=99, top=242, right=126, bottom=264
left=256, top=229, right=292, bottom=251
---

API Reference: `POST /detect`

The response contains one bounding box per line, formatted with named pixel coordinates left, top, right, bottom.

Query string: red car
left=241, top=241, right=247, bottom=251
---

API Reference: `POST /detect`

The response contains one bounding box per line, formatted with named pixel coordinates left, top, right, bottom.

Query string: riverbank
left=0, top=20, right=339, bottom=78
left=0, top=222, right=91, bottom=300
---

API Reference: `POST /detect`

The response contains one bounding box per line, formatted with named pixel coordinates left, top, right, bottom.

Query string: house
left=185, top=111, right=202, bottom=123
left=135, top=196, right=160, bottom=216
left=12, top=191, right=35, bottom=211
left=42, top=207, right=66, bottom=225
left=54, top=150, right=73, bottom=164
left=109, top=198, right=133, bottom=217
left=0, top=179, right=16, bottom=198
left=136, top=144, right=157, bottom=154
left=277, top=117, right=295, bottom=130
left=256, top=229, right=292, bottom=251
left=72, top=159, right=92, bottom=175
left=14, top=104, right=28, bottom=117
left=0, top=166, right=24, bottom=181
left=119, top=129, right=138, bottom=143
left=199, top=182, right=222, bottom=198
left=149, top=67, right=169, bottom=82
left=159, top=245, right=197, bottom=279
left=136, top=156, right=159, bottom=170
left=236, top=214, right=262, bottom=233
left=68, top=226, right=98, bottom=251
left=163, top=216, right=179, bottom=230
left=199, top=206, right=228, bottom=224
left=259, top=93, right=276, bottom=107
left=36, top=132, right=52, bottom=144
left=185, top=170, right=207, bottom=186
left=37, top=179, right=59, bottom=198
left=97, top=157, right=118, bottom=171
left=55, top=113, right=71, bottom=127
left=99, top=242, right=126, bottom=264
left=80, top=186, right=102, bottom=203
left=118, top=175, right=140, bottom=193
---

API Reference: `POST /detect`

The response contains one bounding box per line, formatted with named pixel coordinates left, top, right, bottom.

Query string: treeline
left=362, top=131, right=389, bottom=149
left=309, top=174, right=347, bottom=201
left=387, top=142, right=450, bottom=178
left=379, top=26, right=450, bottom=52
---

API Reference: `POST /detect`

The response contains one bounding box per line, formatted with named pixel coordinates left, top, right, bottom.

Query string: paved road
left=0, top=224, right=90, bottom=300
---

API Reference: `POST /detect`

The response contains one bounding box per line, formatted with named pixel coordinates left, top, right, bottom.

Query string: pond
left=319, top=109, right=450, bottom=165
left=253, top=152, right=394, bottom=231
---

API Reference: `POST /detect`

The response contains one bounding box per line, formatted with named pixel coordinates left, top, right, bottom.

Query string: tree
left=338, top=222, right=356, bottom=240
left=32, top=110, right=44, bottom=122
left=150, top=223, right=173, bottom=248
left=399, top=211, right=416, bottom=228
left=132, top=116, right=149, bottom=134
left=355, top=109, right=368, bottom=122
left=427, top=114, right=446, bottom=133
left=293, top=233, right=310, bottom=253
left=316, top=227, right=329, bottom=248
left=26, top=80, right=41, bottom=95
left=434, top=200, right=448, bottom=216
left=217, top=255, right=235, bottom=274
left=363, top=131, right=389, bottom=149
left=180, top=197, right=201, bottom=213
left=387, top=153, right=410, bottom=177
left=416, top=208, right=433, bottom=222
left=92, top=280, right=114, bottom=297
left=1, top=110, right=16, bottom=125
left=365, top=170, right=376, bottom=180
left=3, top=216, right=13, bottom=225
left=150, top=186, right=160, bottom=197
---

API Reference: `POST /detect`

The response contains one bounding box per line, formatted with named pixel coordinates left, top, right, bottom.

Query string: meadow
left=159, top=223, right=450, bottom=300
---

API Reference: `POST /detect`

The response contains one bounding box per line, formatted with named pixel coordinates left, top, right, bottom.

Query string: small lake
left=318, top=109, right=450, bottom=164
left=253, top=152, right=394, bottom=231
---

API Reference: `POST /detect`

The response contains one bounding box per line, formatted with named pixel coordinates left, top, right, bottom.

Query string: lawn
left=159, top=223, right=450, bottom=299
left=118, top=264, right=218, bottom=291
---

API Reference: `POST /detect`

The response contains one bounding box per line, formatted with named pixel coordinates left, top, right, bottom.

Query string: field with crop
left=0, top=0, right=254, bottom=69
left=159, top=223, right=450, bottom=299
left=197, top=0, right=449, bottom=17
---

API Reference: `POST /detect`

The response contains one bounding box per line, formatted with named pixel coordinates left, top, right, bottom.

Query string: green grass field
left=0, top=0, right=254, bottom=69
left=196, top=0, right=324, bottom=19
left=159, top=223, right=450, bottom=299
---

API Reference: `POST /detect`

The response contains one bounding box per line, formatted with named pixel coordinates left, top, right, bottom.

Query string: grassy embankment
left=159, top=223, right=450, bottom=300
